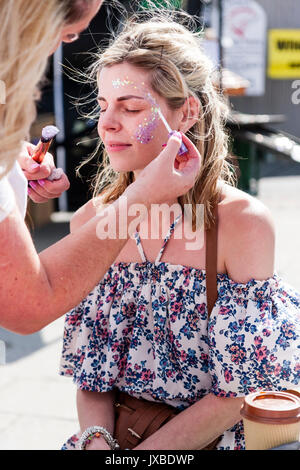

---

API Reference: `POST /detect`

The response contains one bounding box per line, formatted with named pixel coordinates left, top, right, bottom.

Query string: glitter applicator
left=156, top=108, right=188, bottom=156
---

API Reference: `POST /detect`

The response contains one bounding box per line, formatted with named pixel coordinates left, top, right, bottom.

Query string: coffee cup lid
left=240, top=391, right=300, bottom=424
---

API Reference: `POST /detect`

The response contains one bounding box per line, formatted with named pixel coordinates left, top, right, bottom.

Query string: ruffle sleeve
left=208, top=273, right=300, bottom=397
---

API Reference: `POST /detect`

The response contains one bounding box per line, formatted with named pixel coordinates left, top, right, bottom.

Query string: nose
left=98, top=108, right=122, bottom=134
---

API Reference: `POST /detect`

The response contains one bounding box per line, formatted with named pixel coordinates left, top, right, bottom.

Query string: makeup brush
left=31, top=125, right=59, bottom=164
left=31, top=125, right=63, bottom=181
left=156, top=108, right=188, bottom=156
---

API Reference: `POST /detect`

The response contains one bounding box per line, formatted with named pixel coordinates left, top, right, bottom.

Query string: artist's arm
left=77, top=389, right=116, bottom=450
left=134, top=200, right=275, bottom=450
left=1, top=133, right=199, bottom=334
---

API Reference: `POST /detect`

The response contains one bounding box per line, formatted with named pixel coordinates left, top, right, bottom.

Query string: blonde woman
left=0, top=1, right=199, bottom=334
left=59, top=13, right=300, bottom=451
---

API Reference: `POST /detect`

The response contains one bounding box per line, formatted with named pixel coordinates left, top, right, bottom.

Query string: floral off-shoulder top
left=59, top=215, right=300, bottom=450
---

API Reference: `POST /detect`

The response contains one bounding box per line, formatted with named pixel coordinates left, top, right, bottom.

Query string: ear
left=178, top=95, right=200, bottom=133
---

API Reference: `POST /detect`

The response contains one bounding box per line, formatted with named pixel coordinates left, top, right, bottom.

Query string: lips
left=106, top=142, right=132, bottom=152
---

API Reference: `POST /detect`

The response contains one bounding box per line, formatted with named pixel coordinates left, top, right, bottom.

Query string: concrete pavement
left=0, top=157, right=300, bottom=450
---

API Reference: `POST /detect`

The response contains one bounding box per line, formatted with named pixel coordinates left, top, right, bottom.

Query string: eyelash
left=99, top=108, right=141, bottom=114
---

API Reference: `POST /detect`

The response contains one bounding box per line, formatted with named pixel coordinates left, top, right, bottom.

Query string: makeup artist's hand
left=126, top=131, right=201, bottom=205
left=19, top=141, right=70, bottom=203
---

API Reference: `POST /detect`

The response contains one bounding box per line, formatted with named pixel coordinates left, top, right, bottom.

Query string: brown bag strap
left=205, top=202, right=219, bottom=319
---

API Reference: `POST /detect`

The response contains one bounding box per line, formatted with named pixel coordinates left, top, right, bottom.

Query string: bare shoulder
left=70, top=195, right=107, bottom=233
left=218, top=182, right=276, bottom=283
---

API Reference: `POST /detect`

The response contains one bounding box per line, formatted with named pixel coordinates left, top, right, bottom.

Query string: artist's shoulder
left=70, top=194, right=108, bottom=233
left=218, top=182, right=276, bottom=283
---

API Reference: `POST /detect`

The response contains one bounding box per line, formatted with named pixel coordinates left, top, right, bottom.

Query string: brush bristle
left=41, top=125, right=59, bottom=142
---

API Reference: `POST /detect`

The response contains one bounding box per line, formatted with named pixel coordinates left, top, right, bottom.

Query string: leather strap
left=113, top=199, right=221, bottom=450
left=205, top=202, right=219, bottom=319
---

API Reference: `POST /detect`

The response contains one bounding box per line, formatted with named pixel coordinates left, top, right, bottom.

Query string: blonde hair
left=80, top=11, right=238, bottom=230
left=0, top=0, right=96, bottom=180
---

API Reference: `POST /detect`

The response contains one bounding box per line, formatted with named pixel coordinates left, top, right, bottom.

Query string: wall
left=230, top=0, right=300, bottom=138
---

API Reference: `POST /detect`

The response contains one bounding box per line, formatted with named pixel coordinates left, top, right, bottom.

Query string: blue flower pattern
left=60, top=215, right=300, bottom=450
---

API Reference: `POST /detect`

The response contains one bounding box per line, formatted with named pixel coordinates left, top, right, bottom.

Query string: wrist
left=79, top=426, right=119, bottom=450
left=123, top=182, right=151, bottom=210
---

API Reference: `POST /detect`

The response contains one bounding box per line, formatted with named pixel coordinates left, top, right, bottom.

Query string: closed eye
left=99, top=108, right=141, bottom=114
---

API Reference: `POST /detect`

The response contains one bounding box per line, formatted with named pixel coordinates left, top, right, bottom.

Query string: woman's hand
left=126, top=131, right=201, bottom=205
left=18, top=141, right=70, bottom=203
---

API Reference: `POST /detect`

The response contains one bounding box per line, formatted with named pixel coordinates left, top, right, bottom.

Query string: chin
left=109, top=159, right=143, bottom=174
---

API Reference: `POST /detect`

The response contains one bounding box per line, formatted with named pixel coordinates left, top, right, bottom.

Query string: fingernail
left=27, top=187, right=31, bottom=195
left=178, top=143, right=188, bottom=156
left=30, top=163, right=40, bottom=171
left=38, top=179, right=46, bottom=186
left=161, top=143, right=167, bottom=148
left=169, top=130, right=182, bottom=139
left=29, top=181, right=37, bottom=190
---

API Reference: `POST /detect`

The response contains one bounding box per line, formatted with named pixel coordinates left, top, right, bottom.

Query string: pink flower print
left=219, top=306, right=230, bottom=315
left=260, top=301, right=269, bottom=312
left=180, top=350, right=187, bottom=361
left=229, top=345, right=246, bottom=365
left=196, top=303, right=206, bottom=316
left=67, top=314, right=80, bottom=326
left=224, top=369, right=234, bottom=383
left=282, top=322, right=295, bottom=338
left=254, top=336, right=263, bottom=346
left=262, top=328, right=271, bottom=337
left=255, top=345, right=268, bottom=362
left=171, top=301, right=182, bottom=313
left=141, top=370, right=152, bottom=381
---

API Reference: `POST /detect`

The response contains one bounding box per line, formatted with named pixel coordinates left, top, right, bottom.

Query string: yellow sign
left=268, top=29, right=300, bottom=79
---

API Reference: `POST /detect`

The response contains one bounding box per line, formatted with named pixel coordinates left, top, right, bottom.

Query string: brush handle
left=31, top=140, right=52, bottom=164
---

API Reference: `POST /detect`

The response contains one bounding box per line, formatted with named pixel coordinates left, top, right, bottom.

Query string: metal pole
left=218, top=0, right=224, bottom=92
left=53, top=44, right=68, bottom=212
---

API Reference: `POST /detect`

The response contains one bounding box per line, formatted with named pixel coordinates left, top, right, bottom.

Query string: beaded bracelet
left=79, top=426, right=120, bottom=450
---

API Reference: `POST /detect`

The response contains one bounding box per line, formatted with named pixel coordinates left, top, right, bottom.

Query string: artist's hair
left=81, top=10, right=238, bottom=230
left=0, top=0, right=97, bottom=179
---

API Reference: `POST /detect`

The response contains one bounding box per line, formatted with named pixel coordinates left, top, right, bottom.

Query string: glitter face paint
left=112, top=77, right=160, bottom=144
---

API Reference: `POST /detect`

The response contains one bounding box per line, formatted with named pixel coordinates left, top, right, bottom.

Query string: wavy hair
left=0, top=0, right=96, bottom=179
left=78, top=9, right=238, bottom=230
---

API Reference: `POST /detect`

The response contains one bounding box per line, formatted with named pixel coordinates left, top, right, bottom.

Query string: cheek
left=132, top=107, right=161, bottom=145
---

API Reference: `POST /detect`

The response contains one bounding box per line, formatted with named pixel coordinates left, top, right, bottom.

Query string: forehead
left=98, top=63, right=152, bottom=95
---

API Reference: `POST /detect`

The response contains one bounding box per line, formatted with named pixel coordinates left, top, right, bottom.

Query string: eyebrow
left=97, top=95, right=146, bottom=102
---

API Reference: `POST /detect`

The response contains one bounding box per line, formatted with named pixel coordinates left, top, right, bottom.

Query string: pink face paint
left=134, top=92, right=160, bottom=144
left=111, top=77, right=160, bottom=145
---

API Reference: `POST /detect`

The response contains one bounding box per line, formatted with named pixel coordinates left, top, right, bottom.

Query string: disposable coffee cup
left=240, top=391, right=300, bottom=450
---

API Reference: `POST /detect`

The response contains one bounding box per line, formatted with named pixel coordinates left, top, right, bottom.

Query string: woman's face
left=50, top=0, right=103, bottom=54
left=97, top=62, right=184, bottom=175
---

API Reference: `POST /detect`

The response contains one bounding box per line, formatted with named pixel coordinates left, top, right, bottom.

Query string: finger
left=31, top=153, right=54, bottom=180
left=179, top=133, right=201, bottom=174
left=180, top=133, right=201, bottom=160
left=23, top=156, right=55, bottom=181
left=37, top=173, right=70, bottom=195
left=157, top=131, right=182, bottom=166
left=27, top=186, right=49, bottom=204
left=28, top=176, right=68, bottom=199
